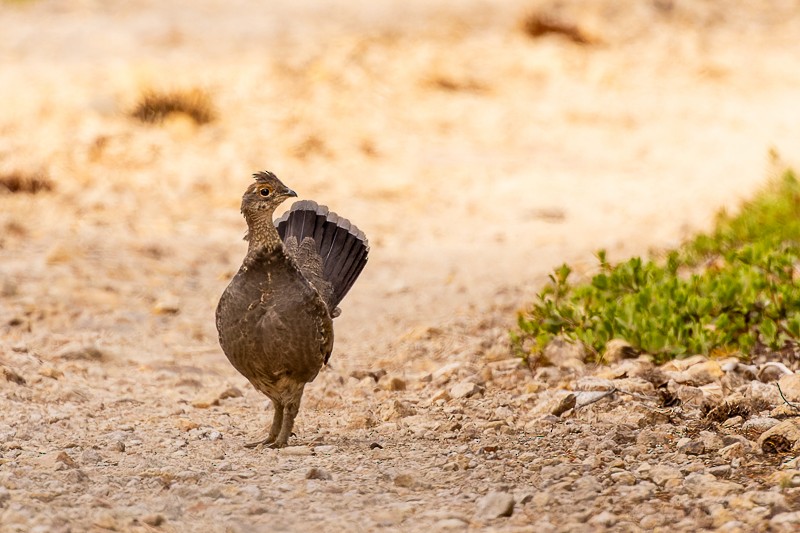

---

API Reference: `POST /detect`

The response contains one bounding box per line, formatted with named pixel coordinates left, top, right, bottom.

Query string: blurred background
left=1, top=0, right=800, bottom=371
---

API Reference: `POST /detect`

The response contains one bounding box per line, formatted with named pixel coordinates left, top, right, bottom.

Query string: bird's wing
left=243, top=243, right=334, bottom=368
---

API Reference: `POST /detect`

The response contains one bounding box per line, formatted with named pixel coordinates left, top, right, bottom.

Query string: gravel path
left=3, top=1, right=800, bottom=531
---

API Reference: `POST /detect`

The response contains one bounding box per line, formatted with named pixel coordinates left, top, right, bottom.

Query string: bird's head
left=240, top=171, right=297, bottom=221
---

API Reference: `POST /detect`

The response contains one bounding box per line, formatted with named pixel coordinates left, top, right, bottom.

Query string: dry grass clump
left=0, top=170, right=53, bottom=194
left=519, top=12, right=595, bottom=44
left=130, top=88, right=215, bottom=125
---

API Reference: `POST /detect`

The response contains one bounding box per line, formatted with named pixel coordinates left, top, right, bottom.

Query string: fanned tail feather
left=276, top=200, right=369, bottom=308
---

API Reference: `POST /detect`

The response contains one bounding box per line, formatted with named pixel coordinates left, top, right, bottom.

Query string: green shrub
left=512, top=170, right=800, bottom=364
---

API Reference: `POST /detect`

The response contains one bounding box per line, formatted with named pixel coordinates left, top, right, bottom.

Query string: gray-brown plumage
left=215, top=171, right=369, bottom=448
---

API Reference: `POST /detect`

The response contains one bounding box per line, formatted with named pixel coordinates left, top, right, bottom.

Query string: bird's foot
left=265, top=432, right=295, bottom=449
left=244, top=435, right=277, bottom=449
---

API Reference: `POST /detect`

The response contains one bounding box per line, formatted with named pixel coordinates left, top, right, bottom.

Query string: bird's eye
left=259, top=188, right=271, bottom=197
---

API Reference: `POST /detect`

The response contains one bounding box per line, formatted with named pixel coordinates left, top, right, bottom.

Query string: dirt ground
left=2, top=1, right=800, bottom=531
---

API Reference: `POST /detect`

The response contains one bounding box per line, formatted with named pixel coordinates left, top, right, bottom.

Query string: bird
left=215, top=171, right=369, bottom=448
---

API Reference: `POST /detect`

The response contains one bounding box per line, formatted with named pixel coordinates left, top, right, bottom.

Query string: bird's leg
left=269, top=387, right=305, bottom=448
left=244, top=400, right=284, bottom=448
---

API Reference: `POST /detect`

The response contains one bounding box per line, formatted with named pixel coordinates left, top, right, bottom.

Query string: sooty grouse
left=216, top=171, right=369, bottom=448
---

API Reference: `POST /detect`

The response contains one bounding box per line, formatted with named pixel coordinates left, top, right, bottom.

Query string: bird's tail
left=275, top=200, right=369, bottom=308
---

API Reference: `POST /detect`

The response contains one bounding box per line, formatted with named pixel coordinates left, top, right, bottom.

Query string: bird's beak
left=286, top=189, right=298, bottom=198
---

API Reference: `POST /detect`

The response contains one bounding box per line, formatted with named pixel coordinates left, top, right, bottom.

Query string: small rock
left=450, top=381, right=481, bottom=399
left=771, top=511, right=800, bottom=527
left=93, top=512, right=119, bottom=530
left=745, top=381, right=783, bottom=408
left=394, top=473, right=417, bottom=489
left=678, top=439, right=705, bottom=455
left=176, top=419, right=199, bottom=432
left=201, top=487, right=223, bottom=499
left=111, top=440, right=125, bottom=452
left=721, top=434, right=750, bottom=447
left=142, top=514, right=165, bottom=527
left=240, top=485, right=261, bottom=499
left=41, top=451, right=76, bottom=470
left=684, top=473, right=743, bottom=497
left=759, top=419, right=800, bottom=453
left=649, top=465, right=683, bottom=486
left=378, top=399, right=416, bottom=421
left=314, top=445, right=336, bottom=454
left=476, top=491, right=514, bottom=519
left=381, top=376, right=407, bottom=391
left=602, top=339, right=638, bottom=364
left=551, top=393, right=576, bottom=416
left=758, top=362, right=792, bottom=382
left=0, top=486, right=10, bottom=505
left=80, top=449, right=102, bottom=464
left=433, top=518, right=469, bottom=530
left=683, top=360, right=724, bottom=386
left=722, top=416, right=743, bottom=428
left=636, top=428, right=672, bottom=447
left=281, top=446, right=313, bottom=456
left=153, top=297, right=180, bottom=315
left=610, top=471, right=636, bottom=485
left=218, top=387, right=243, bottom=400
left=641, top=514, right=665, bottom=529
left=777, top=373, right=800, bottom=402
left=742, top=417, right=781, bottom=439
left=429, top=389, right=451, bottom=403
left=38, top=366, right=63, bottom=379
left=191, top=397, right=219, bottom=409
left=709, top=465, right=732, bottom=478
left=698, top=430, right=724, bottom=451
left=589, top=511, right=617, bottom=527
left=544, top=336, right=586, bottom=371
left=306, top=467, right=332, bottom=480
left=719, top=442, right=746, bottom=460
left=574, top=390, right=614, bottom=408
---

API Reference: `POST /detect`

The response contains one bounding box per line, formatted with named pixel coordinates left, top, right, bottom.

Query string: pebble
left=142, top=514, right=165, bottom=526
left=80, top=449, right=102, bottom=464
left=0, top=486, right=10, bottom=504
left=684, top=473, right=743, bottom=497
left=649, top=465, right=683, bottom=486
left=742, top=417, right=780, bottom=439
left=450, top=381, right=481, bottom=399
left=394, top=473, right=418, bottom=489
left=240, top=485, right=261, bottom=499
left=771, top=511, right=800, bottom=527
left=758, top=419, right=800, bottom=453
left=610, top=471, right=636, bottom=485
left=306, top=467, right=332, bottom=480
left=719, top=442, right=746, bottom=460
left=777, top=373, right=800, bottom=402
left=432, top=518, right=468, bottom=530
left=678, top=438, right=705, bottom=455
left=758, top=362, right=792, bottom=382
left=589, top=511, right=617, bottom=527
left=475, top=491, right=514, bottom=519
left=281, top=446, right=313, bottom=456
left=314, top=445, right=336, bottom=454
left=709, top=465, right=732, bottom=478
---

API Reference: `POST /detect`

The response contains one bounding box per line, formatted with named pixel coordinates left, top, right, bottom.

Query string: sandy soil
left=2, top=0, right=800, bottom=531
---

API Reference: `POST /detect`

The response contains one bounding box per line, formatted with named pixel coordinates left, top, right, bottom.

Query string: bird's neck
left=245, top=210, right=282, bottom=252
